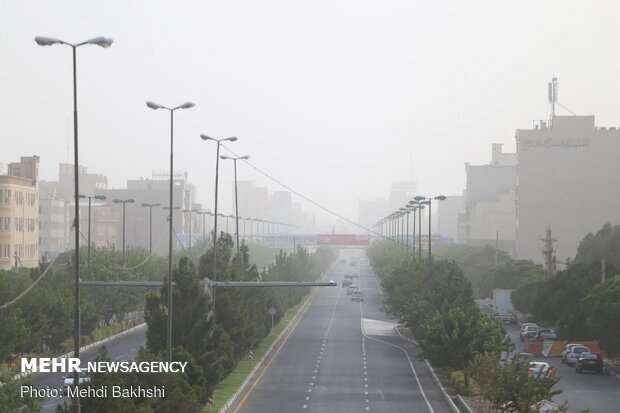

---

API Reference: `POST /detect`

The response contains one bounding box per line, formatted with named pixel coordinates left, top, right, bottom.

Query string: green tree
left=417, top=307, right=510, bottom=370
left=480, top=260, right=542, bottom=298
left=483, top=359, right=571, bottom=413
left=0, top=370, right=41, bottom=413
left=575, top=223, right=620, bottom=268
left=583, top=275, right=620, bottom=357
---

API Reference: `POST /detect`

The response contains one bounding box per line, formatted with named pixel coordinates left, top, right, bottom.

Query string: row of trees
left=0, top=246, right=167, bottom=365
left=367, top=240, right=574, bottom=413
left=367, top=240, right=509, bottom=370
left=78, top=234, right=335, bottom=412
left=512, top=223, right=620, bottom=357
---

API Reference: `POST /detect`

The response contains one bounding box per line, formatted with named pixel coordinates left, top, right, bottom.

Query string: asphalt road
left=32, top=323, right=147, bottom=413
left=234, top=248, right=453, bottom=413
left=507, top=324, right=620, bottom=413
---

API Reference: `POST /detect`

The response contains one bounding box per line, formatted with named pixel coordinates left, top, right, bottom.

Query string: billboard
left=316, top=234, right=370, bottom=246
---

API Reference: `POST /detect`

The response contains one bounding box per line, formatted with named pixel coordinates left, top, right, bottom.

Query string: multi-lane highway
left=33, top=324, right=146, bottom=412
left=233, top=249, right=453, bottom=413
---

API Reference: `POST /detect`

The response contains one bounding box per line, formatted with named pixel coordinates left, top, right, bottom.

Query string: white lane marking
left=359, top=288, right=435, bottom=413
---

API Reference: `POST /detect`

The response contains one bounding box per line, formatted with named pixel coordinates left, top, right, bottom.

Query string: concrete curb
left=394, top=326, right=461, bottom=413
left=12, top=323, right=146, bottom=381
left=216, top=261, right=338, bottom=413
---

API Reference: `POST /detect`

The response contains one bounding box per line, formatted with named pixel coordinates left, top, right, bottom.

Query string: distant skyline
left=3, top=1, right=620, bottom=226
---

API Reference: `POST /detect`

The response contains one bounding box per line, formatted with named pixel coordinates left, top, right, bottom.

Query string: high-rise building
left=0, top=156, right=40, bottom=269
left=516, top=115, right=620, bottom=263
left=463, top=144, right=517, bottom=255
left=437, top=195, right=465, bottom=242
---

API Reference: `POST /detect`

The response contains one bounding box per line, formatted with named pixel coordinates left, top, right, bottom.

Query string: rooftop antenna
left=548, top=76, right=558, bottom=123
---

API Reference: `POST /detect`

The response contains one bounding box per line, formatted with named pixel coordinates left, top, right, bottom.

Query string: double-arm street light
left=36, top=35, right=112, bottom=413
left=113, top=199, right=135, bottom=264
left=147, top=100, right=195, bottom=363
left=220, top=154, right=250, bottom=255
left=79, top=194, right=107, bottom=276
left=200, top=135, right=238, bottom=311
left=415, top=195, right=446, bottom=261
left=141, top=203, right=161, bottom=255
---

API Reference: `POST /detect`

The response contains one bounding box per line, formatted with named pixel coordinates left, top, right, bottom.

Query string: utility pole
left=541, top=226, right=557, bottom=278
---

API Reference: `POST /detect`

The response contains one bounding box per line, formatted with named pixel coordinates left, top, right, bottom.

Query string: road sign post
left=268, top=306, right=276, bottom=329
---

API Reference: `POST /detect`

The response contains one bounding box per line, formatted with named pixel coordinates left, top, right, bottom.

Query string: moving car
left=575, top=352, right=603, bottom=374
left=342, top=279, right=353, bottom=288
left=351, top=290, right=364, bottom=302
left=528, top=361, right=553, bottom=377
left=346, top=285, right=358, bottom=295
left=565, top=346, right=591, bottom=367
left=63, top=368, right=90, bottom=394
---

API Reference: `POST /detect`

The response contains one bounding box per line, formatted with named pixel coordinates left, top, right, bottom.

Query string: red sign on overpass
left=316, top=234, right=370, bottom=246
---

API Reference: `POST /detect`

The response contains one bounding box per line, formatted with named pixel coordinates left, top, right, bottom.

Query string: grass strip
left=201, top=298, right=308, bottom=412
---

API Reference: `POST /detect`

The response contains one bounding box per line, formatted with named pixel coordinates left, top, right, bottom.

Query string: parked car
left=562, top=343, right=584, bottom=363
left=575, top=352, right=603, bottom=374
left=342, top=279, right=353, bottom=288
left=566, top=346, right=591, bottom=367
left=520, top=325, right=539, bottom=341
left=528, top=361, right=553, bottom=377
left=511, top=352, right=536, bottom=361
left=346, top=285, right=358, bottom=295
left=521, top=322, right=538, bottom=330
left=535, top=328, right=558, bottom=341
left=351, top=290, right=364, bottom=302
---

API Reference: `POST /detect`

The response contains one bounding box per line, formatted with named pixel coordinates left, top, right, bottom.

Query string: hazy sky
left=2, top=1, right=620, bottom=224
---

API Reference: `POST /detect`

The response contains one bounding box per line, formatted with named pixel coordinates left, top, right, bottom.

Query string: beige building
left=463, top=144, right=517, bottom=256
left=516, top=115, right=620, bottom=264
left=0, top=156, right=40, bottom=270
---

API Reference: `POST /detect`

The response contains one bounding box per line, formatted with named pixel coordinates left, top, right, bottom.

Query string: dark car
left=535, top=328, right=558, bottom=341
left=576, top=352, right=603, bottom=374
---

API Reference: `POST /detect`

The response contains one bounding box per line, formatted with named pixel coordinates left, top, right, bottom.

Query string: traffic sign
left=268, top=307, right=276, bottom=315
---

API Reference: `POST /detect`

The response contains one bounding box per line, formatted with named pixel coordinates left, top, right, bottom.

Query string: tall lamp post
left=199, top=135, right=238, bottom=312
left=79, top=194, right=107, bottom=276
left=220, top=154, right=250, bottom=255
left=36, top=35, right=112, bottom=413
left=141, top=202, right=161, bottom=255
left=113, top=199, right=135, bottom=264
left=426, top=195, right=446, bottom=261
left=146, top=100, right=195, bottom=363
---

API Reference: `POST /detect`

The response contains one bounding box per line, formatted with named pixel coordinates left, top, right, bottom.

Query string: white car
left=565, top=346, right=591, bottom=366
left=347, top=285, right=358, bottom=295
left=351, top=290, right=364, bottom=302
left=63, top=369, right=90, bottom=393
left=528, top=361, right=553, bottom=377
left=561, top=343, right=583, bottom=363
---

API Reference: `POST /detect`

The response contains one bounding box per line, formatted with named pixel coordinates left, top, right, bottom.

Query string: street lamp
left=141, top=203, right=161, bottom=255
left=113, top=199, right=135, bottom=264
left=220, top=154, right=250, bottom=255
left=36, top=35, right=112, bottom=413
left=426, top=195, right=446, bottom=261
left=199, top=135, right=238, bottom=311
left=78, top=194, right=106, bottom=276
left=147, top=100, right=194, bottom=363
